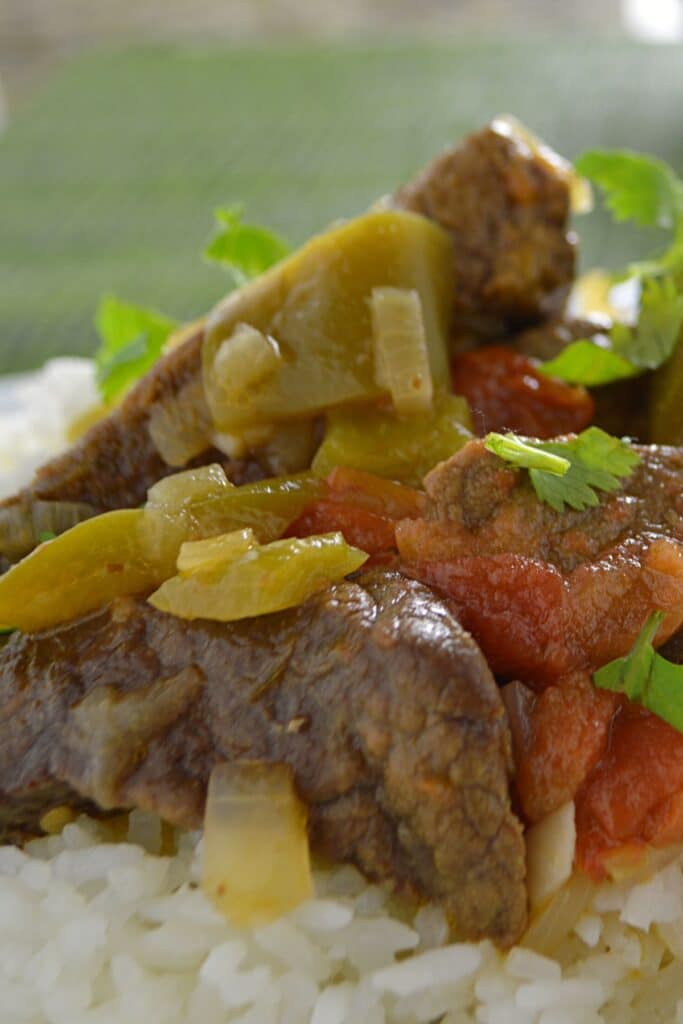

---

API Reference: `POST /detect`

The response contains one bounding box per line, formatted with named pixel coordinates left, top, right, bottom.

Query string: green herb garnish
left=484, top=427, right=641, bottom=513
left=540, top=150, right=683, bottom=387
left=38, top=531, right=56, bottom=543
left=204, top=205, right=290, bottom=286
left=94, top=296, right=178, bottom=403
left=542, top=276, right=683, bottom=386
left=594, top=611, right=683, bottom=733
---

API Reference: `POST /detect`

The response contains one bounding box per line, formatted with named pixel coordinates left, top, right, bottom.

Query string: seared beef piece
left=513, top=314, right=610, bottom=362
left=417, top=439, right=683, bottom=573
left=20, top=327, right=210, bottom=512
left=0, top=327, right=275, bottom=565
left=513, top=314, right=650, bottom=440
left=0, top=571, right=526, bottom=945
left=398, top=440, right=683, bottom=682
left=395, top=122, right=575, bottom=337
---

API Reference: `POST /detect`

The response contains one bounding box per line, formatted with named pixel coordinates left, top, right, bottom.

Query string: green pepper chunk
left=203, top=210, right=454, bottom=433
left=312, top=394, right=473, bottom=487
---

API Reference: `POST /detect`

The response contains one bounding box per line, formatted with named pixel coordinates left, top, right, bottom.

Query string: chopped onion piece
left=501, top=680, right=536, bottom=761
left=202, top=761, right=313, bottom=926
left=521, top=871, right=595, bottom=956
left=603, top=841, right=683, bottom=885
left=658, top=915, right=683, bottom=960
left=213, top=323, right=282, bottom=404
left=0, top=499, right=96, bottom=564
left=526, top=801, right=577, bottom=911
left=177, top=528, right=258, bottom=576
left=146, top=464, right=233, bottom=513
left=149, top=532, right=368, bottom=622
left=370, top=287, right=433, bottom=414
left=211, top=422, right=275, bottom=460
left=148, top=373, right=214, bottom=468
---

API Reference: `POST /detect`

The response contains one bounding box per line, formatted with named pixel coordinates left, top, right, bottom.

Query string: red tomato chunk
left=451, top=346, right=595, bottom=438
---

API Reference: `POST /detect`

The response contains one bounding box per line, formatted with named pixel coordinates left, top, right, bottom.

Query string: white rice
left=0, top=358, right=98, bottom=500
left=2, top=361, right=683, bottom=1024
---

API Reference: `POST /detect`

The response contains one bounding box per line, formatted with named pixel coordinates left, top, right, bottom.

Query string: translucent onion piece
left=211, top=422, right=275, bottom=460
left=148, top=373, right=214, bottom=468
left=371, top=287, right=433, bottom=414
left=177, top=528, right=258, bottom=576
left=257, top=418, right=321, bottom=478
left=520, top=871, right=595, bottom=956
left=525, top=801, right=576, bottom=911
left=149, top=532, right=368, bottom=622
left=658, top=916, right=683, bottom=960
left=202, top=761, right=313, bottom=927
left=0, top=499, right=96, bottom=564
left=146, top=464, right=233, bottom=513
left=500, top=680, right=536, bottom=762
left=213, top=323, right=282, bottom=405
left=602, top=841, right=683, bottom=885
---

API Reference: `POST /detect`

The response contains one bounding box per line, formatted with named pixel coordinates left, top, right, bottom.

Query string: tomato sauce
left=451, top=346, right=594, bottom=438
left=403, top=555, right=569, bottom=682
left=285, top=467, right=425, bottom=557
left=576, top=706, right=683, bottom=879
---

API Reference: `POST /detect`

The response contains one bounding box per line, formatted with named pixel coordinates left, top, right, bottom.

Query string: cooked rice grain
left=0, top=814, right=683, bottom=1023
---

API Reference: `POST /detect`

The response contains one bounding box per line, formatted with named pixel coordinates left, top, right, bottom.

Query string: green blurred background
left=2, top=1, right=683, bottom=373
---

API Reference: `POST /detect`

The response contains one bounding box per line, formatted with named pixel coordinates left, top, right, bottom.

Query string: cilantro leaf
left=94, top=296, right=178, bottom=403
left=204, top=205, right=290, bottom=286
left=574, top=150, right=683, bottom=230
left=616, top=275, right=683, bottom=368
left=541, top=150, right=683, bottom=389
left=540, top=339, right=637, bottom=387
left=484, top=427, right=641, bottom=513
left=541, top=275, right=683, bottom=387
left=594, top=611, right=683, bottom=733
left=483, top=433, right=570, bottom=475
left=38, top=531, right=56, bottom=543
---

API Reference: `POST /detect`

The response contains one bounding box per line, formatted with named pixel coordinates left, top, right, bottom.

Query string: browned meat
left=0, top=570, right=526, bottom=945
left=28, top=327, right=210, bottom=511
left=513, top=314, right=610, bottom=362
left=395, top=121, right=575, bottom=337
left=0, top=327, right=277, bottom=565
left=396, top=440, right=683, bottom=683
left=412, top=439, right=683, bottom=573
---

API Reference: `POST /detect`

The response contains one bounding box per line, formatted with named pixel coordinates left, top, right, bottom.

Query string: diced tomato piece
left=451, top=346, right=594, bottom=438
left=404, top=554, right=568, bottom=682
left=567, top=537, right=683, bottom=668
left=285, top=500, right=396, bottom=555
left=576, top=707, right=683, bottom=880
left=515, top=673, right=618, bottom=824
left=325, top=466, right=426, bottom=519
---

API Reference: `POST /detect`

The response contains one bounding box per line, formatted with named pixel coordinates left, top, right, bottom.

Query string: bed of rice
left=2, top=360, right=683, bottom=1024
